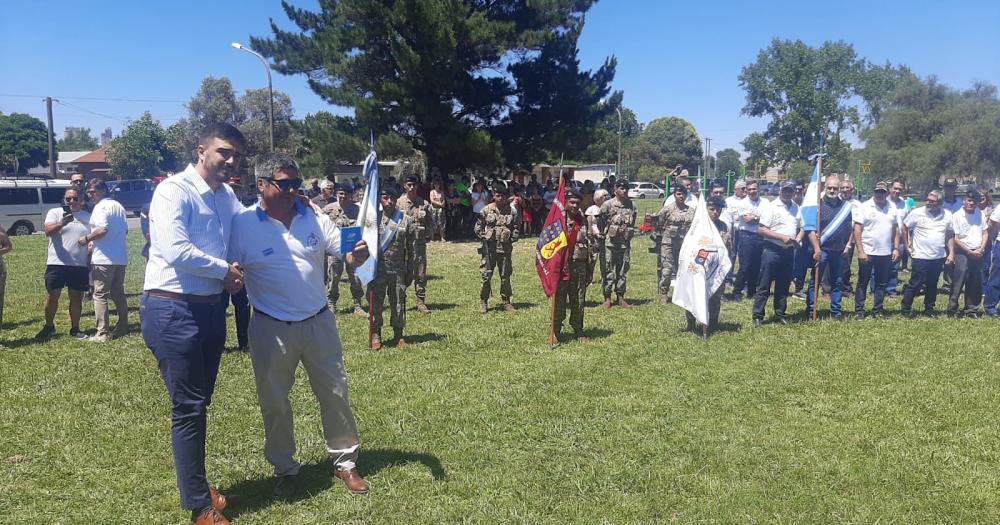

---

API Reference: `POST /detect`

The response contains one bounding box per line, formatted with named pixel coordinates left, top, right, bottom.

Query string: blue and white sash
left=378, top=209, right=405, bottom=255
left=820, top=201, right=853, bottom=246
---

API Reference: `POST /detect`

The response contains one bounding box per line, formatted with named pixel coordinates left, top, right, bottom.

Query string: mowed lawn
left=3, top=199, right=1000, bottom=524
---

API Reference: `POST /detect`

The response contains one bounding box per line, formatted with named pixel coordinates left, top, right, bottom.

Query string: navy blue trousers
left=141, top=294, right=227, bottom=511
left=733, top=232, right=763, bottom=297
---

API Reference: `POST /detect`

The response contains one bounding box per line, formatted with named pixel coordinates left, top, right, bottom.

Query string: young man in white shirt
left=900, top=190, right=952, bottom=317
left=731, top=180, right=766, bottom=300
left=228, top=153, right=370, bottom=499
left=852, top=181, right=900, bottom=319
left=885, top=178, right=911, bottom=295
left=753, top=181, right=803, bottom=325
left=947, top=190, right=989, bottom=317
left=724, top=179, right=746, bottom=291
left=82, top=179, right=129, bottom=342
left=36, top=187, right=92, bottom=340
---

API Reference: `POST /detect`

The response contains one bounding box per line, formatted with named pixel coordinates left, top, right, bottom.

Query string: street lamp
left=599, top=98, right=623, bottom=178
left=231, top=42, right=274, bottom=151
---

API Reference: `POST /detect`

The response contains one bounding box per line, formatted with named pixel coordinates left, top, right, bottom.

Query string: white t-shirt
left=45, top=207, right=92, bottom=267
left=585, top=204, right=601, bottom=236
left=664, top=192, right=697, bottom=209
left=853, top=198, right=897, bottom=256
left=89, top=198, right=129, bottom=265
left=734, top=196, right=766, bottom=233
left=229, top=204, right=341, bottom=321
left=471, top=191, right=488, bottom=214
left=889, top=197, right=910, bottom=227
left=989, top=206, right=1000, bottom=242
left=950, top=208, right=986, bottom=251
left=759, top=199, right=801, bottom=247
left=903, top=206, right=951, bottom=260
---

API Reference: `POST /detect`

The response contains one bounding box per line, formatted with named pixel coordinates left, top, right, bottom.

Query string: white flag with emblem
left=354, top=150, right=380, bottom=286
left=671, top=195, right=731, bottom=325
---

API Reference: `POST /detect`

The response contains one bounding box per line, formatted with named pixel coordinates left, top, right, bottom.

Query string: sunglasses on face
left=70, top=180, right=83, bottom=184
left=826, top=186, right=840, bottom=191
left=927, top=199, right=941, bottom=204
left=265, top=177, right=302, bottom=191
left=65, top=197, right=80, bottom=202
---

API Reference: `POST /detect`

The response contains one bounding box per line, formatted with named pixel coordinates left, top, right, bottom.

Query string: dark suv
left=106, top=179, right=155, bottom=216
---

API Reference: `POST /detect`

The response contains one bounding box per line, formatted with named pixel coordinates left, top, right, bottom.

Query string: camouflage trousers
left=602, top=242, right=631, bottom=298
left=480, top=251, right=513, bottom=303
left=368, top=272, right=406, bottom=335
left=413, top=241, right=428, bottom=303
left=658, top=236, right=683, bottom=295
left=555, top=259, right=589, bottom=334
left=326, top=256, right=365, bottom=308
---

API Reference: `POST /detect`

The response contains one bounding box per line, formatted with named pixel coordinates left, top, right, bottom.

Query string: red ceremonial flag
left=535, top=175, right=581, bottom=297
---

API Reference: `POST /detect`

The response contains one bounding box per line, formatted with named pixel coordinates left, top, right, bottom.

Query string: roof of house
left=72, top=146, right=108, bottom=164
left=57, top=151, right=90, bottom=164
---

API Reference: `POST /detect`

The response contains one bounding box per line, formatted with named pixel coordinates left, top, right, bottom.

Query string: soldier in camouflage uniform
left=368, top=186, right=416, bottom=350
left=654, top=185, right=697, bottom=304
left=322, top=184, right=366, bottom=316
left=553, top=191, right=591, bottom=341
left=396, top=175, right=433, bottom=314
left=475, top=180, right=521, bottom=313
left=599, top=179, right=636, bottom=308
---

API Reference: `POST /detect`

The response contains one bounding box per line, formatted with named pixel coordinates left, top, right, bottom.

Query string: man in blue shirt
left=804, top=175, right=853, bottom=320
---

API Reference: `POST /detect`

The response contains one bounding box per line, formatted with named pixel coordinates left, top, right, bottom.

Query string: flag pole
left=548, top=155, right=565, bottom=347
left=810, top=137, right=826, bottom=321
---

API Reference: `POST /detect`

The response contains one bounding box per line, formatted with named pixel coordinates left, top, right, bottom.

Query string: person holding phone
left=36, top=187, right=91, bottom=340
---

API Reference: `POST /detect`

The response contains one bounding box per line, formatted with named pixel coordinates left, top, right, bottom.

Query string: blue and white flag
left=800, top=161, right=821, bottom=231
left=354, top=150, right=380, bottom=285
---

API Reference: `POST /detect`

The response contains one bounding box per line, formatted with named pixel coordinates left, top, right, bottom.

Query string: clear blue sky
left=2, top=0, right=998, bottom=157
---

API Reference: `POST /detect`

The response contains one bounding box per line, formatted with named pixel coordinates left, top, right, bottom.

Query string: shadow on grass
left=224, top=448, right=445, bottom=520
left=511, top=302, right=536, bottom=311
left=580, top=327, right=612, bottom=340
left=2, top=318, right=44, bottom=329
left=420, top=302, right=457, bottom=311
left=404, top=332, right=445, bottom=344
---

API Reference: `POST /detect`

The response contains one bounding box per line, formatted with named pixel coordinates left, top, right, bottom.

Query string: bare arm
left=853, top=223, right=867, bottom=261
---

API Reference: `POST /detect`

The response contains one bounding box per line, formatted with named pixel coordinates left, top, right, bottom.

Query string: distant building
left=25, top=151, right=92, bottom=178
left=70, top=146, right=111, bottom=179
left=100, top=127, right=113, bottom=146
left=64, top=126, right=86, bottom=140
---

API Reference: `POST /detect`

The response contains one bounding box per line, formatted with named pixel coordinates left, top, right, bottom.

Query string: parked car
left=106, top=178, right=155, bottom=216
left=0, top=178, right=72, bottom=235
left=627, top=182, right=665, bottom=199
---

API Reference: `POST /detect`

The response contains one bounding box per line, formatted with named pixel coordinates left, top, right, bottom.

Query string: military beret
left=707, top=196, right=727, bottom=209
left=615, top=179, right=629, bottom=189
left=405, top=175, right=420, bottom=184
left=380, top=185, right=400, bottom=199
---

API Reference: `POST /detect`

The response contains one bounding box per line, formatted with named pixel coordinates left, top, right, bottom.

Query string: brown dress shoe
left=503, top=302, right=515, bottom=312
left=192, top=507, right=230, bottom=525
left=574, top=331, right=588, bottom=342
left=601, top=297, right=612, bottom=309
left=479, top=301, right=488, bottom=314
left=416, top=302, right=431, bottom=314
left=209, top=488, right=228, bottom=510
left=394, top=330, right=408, bottom=347
left=370, top=334, right=382, bottom=351
left=618, top=296, right=632, bottom=308
left=334, top=468, right=370, bottom=494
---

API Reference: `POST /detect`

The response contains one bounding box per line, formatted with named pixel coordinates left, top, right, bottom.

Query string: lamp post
left=600, top=98, right=623, bottom=178
left=231, top=42, right=274, bottom=151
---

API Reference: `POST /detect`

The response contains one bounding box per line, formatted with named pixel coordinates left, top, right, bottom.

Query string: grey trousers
left=248, top=309, right=361, bottom=476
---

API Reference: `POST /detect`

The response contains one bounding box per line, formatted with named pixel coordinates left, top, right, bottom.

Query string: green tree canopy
left=579, top=104, right=641, bottom=168
left=626, top=116, right=702, bottom=181
left=57, top=128, right=99, bottom=152
left=715, top=148, right=742, bottom=176
left=252, top=0, right=617, bottom=175
left=106, top=112, right=175, bottom=179
left=0, top=112, right=49, bottom=174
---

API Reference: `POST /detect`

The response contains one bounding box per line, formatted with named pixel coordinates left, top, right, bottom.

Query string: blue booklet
left=340, top=226, right=362, bottom=255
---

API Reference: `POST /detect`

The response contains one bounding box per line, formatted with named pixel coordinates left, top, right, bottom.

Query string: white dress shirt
left=951, top=208, right=985, bottom=251
left=90, top=198, right=129, bottom=265
left=143, top=164, right=243, bottom=295
left=734, top=196, right=765, bottom=233
left=229, top=203, right=341, bottom=321
left=45, top=207, right=91, bottom=267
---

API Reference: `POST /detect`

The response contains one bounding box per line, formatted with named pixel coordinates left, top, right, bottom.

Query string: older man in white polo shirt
left=852, top=181, right=900, bottom=319
left=753, top=180, right=803, bottom=326
left=947, top=189, right=989, bottom=317
left=229, top=153, right=370, bottom=499
left=900, top=189, right=952, bottom=318
left=82, top=178, right=129, bottom=341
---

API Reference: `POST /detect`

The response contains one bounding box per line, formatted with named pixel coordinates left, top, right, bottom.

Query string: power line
left=0, top=93, right=184, bottom=103
left=54, top=100, right=131, bottom=122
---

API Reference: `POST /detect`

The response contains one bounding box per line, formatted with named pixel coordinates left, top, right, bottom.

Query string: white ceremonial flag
left=671, top=195, right=732, bottom=325
left=354, top=150, right=380, bottom=286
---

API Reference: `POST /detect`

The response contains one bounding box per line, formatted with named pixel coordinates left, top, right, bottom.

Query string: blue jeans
left=807, top=249, right=844, bottom=318
left=984, top=241, right=1000, bottom=314
left=792, top=243, right=812, bottom=291
left=141, top=294, right=227, bottom=511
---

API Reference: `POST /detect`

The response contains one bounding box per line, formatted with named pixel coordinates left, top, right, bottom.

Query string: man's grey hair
left=255, top=153, right=300, bottom=182
left=734, top=179, right=747, bottom=189
left=927, top=189, right=942, bottom=201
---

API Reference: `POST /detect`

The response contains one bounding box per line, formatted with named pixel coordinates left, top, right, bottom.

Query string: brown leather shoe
left=354, top=305, right=368, bottom=317
left=618, top=296, right=632, bottom=308
left=416, top=302, right=431, bottom=314
left=370, top=334, right=382, bottom=351
left=601, top=297, right=612, bottom=309
left=334, top=468, right=370, bottom=495
left=209, top=488, right=228, bottom=510
left=479, top=301, right=488, bottom=314
left=503, top=302, right=515, bottom=312
left=192, top=507, right=230, bottom=525
left=394, top=330, right=408, bottom=348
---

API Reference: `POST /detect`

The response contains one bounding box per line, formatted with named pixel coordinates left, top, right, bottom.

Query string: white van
left=0, top=179, right=72, bottom=235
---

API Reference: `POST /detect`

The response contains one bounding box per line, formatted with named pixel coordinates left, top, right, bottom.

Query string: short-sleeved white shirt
left=951, top=208, right=985, bottom=251
left=989, top=206, right=1000, bottom=242
left=229, top=203, right=341, bottom=321
left=585, top=204, right=601, bottom=235
left=89, top=198, right=129, bottom=265
left=759, top=198, right=801, bottom=247
left=45, top=207, right=91, bottom=267
left=889, top=197, right=910, bottom=226
left=734, top=196, right=766, bottom=233
left=903, top=206, right=951, bottom=260
left=853, top=198, right=897, bottom=256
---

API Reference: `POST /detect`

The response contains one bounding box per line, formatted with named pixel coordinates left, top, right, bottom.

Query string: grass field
left=3, top=199, right=1000, bottom=524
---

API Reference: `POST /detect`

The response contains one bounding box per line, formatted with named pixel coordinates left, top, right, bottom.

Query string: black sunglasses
left=265, top=177, right=303, bottom=191
left=65, top=196, right=80, bottom=202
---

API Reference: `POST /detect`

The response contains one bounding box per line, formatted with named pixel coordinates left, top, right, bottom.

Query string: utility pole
left=703, top=137, right=712, bottom=188
left=46, top=97, right=57, bottom=179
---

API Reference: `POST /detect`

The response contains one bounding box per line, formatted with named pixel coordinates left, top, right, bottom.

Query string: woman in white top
left=586, top=189, right=608, bottom=284
left=470, top=180, right=489, bottom=215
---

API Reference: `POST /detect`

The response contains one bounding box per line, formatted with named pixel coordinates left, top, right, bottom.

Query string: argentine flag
left=800, top=161, right=821, bottom=231
left=354, top=150, right=380, bottom=285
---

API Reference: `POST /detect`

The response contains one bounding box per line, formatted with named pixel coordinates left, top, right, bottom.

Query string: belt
left=145, top=290, right=221, bottom=304
left=255, top=305, right=329, bottom=325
